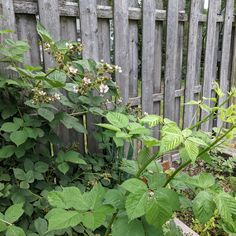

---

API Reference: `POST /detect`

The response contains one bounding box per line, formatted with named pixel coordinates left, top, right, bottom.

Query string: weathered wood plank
left=175, top=0, right=185, bottom=126
left=164, top=0, right=179, bottom=120
left=16, top=14, right=41, bottom=66
left=217, top=0, right=234, bottom=126
left=79, top=0, right=100, bottom=154
left=114, top=0, right=129, bottom=103
left=14, top=1, right=231, bottom=23
left=97, top=0, right=111, bottom=63
left=184, top=0, right=204, bottom=128
left=141, top=0, right=156, bottom=114
left=38, top=0, right=60, bottom=69
left=129, top=0, right=139, bottom=98
left=231, top=27, right=236, bottom=106
left=201, top=0, right=221, bottom=131
left=0, top=0, right=17, bottom=41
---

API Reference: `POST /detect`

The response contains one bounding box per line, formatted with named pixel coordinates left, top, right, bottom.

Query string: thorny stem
left=163, top=125, right=235, bottom=187
left=189, top=94, right=233, bottom=130
left=104, top=211, right=118, bottom=236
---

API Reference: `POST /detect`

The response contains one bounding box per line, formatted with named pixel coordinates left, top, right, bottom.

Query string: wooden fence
left=0, top=0, right=236, bottom=153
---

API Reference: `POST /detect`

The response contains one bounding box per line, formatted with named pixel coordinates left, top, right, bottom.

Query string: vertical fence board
left=16, top=14, right=40, bottom=66
left=79, top=0, right=100, bottom=154
left=129, top=0, right=139, bottom=98
left=231, top=27, right=236, bottom=106
left=141, top=0, right=156, bottom=114
left=217, top=0, right=234, bottom=126
left=164, top=0, right=179, bottom=120
left=114, top=0, right=129, bottom=103
left=0, top=0, right=17, bottom=41
left=175, top=0, right=185, bottom=125
left=38, top=0, right=60, bottom=69
left=184, top=0, right=204, bottom=128
left=153, top=0, right=163, bottom=139
left=60, top=16, right=85, bottom=153
left=201, top=0, right=221, bottom=131
left=97, top=0, right=111, bottom=63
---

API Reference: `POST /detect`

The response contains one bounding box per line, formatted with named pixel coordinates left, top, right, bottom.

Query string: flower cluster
left=66, top=42, right=83, bottom=54
left=97, top=61, right=122, bottom=75
left=31, top=88, right=61, bottom=104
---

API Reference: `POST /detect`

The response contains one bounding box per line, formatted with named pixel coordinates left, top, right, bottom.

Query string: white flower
left=100, top=59, right=104, bottom=63
left=115, top=65, right=122, bottom=73
left=144, top=112, right=149, bottom=116
left=68, top=66, right=78, bottom=75
left=83, top=77, right=91, bottom=85
left=148, top=191, right=155, bottom=198
left=54, top=93, right=61, bottom=100
left=99, top=83, right=109, bottom=94
left=66, top=42, right=74, bottom=50
left=73, top=85, right=79, bottom=93
left=39, top=90, right=46, bottom=96
left=118, top=97, right=123, bottom=103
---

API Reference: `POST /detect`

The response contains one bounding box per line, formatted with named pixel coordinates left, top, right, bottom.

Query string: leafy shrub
left=0, top=23, right=236, bottom=235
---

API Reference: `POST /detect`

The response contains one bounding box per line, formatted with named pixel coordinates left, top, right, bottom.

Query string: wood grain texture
left=97, top=0, right=111, bottom=63
left=217, top=0, right=234, bottom=126
left=16, top=14, right=41, bottom=66
left=114, top=0, right=129, bottom=103
left=164, top=0, right=179, bottom=120
left=184, top=0, right=204, bottom=128
left=141, top=0, right=156, bottom=114
left=38, top=0, right=60, bottom=69
left=79, top=0, right=100, bottom=154
left=129, top=0, right=139, bottom=98
left=231, top=27, right=236, bottom=106
left=201, top=0, right=221, bottom=131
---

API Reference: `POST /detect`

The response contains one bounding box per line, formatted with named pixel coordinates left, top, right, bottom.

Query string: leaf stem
left=104, top=211, right=118, bottom=236
left=163, top=125, right=235, bottom=187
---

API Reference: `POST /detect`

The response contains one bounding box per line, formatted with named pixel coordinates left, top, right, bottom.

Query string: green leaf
left=215, top=192, right=236, bottom=222
left=121, top=178, right=147, bottom=194
left=38, top=108, right=55, bottom=122
left=104, top=189, right=125, bottom=209
left=5, top=203, right=24, bottom=224
left=61, top=113, right=87, bottom=134
left=64, top=151, right=87, bottom=165
left=1, top=122, right=20, bottom=132
left=10, top=130, right=28, bottom=146
left=83, top=184, right=106, bottom=209
left=82, top=205, right=114, bottom=230
left=36, top=21, right=53, bottom=43
left=0, top=145, right=15, bottom=159
left=193, top=191, right=215, bottom=224
left=140, top=115, right=162, bottom=127
left=57, top=162, right=69, bottom=175
left=184, top=139, right=199, bottom=162
left=185, top=173, right=215, bottom=189
left=13, top=168, right=26, bottom=181
left=6, top=225, right=25, bottom=236
left=34, top=218, right=47, bottom=236
left=97, top=124, right=121, bottom=132
left=46, top=208, right=81, bottom=231
left=125, top=190, right=147, bottom=220
left=112, top=217, right=145, bottom=236
left=34, top=161, right=49, bottom=173
left=0, top=213, right=7, bottom=232
left=106, top=112, right=129, bottom=128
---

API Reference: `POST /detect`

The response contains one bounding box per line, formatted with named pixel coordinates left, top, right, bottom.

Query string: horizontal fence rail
left=0, top=0, right=235, bottom=153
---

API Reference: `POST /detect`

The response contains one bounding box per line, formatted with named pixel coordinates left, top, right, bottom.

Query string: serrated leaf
left=57, top=162, right=69, bottom=175
left=97, top=123, right=121, bottom=132
left=185, top=173, right=215, bottom=189
left=106, top=112, right=129, bottom=128
left=64, top=151, right=87, bottom=165
left=0, top=145, right=15, bottom=159
left=38, top=108, right=54, bottom=122
left=121, top=178, right=147, bottom=194
left=46, top=208, right=81, bottom=231
left=1, top=122, right=20, bottom=132
left=5, top=203, right=24, bottom=223
left=140, top=115, right=162, bottom=127
left=82, top=205, right=114, bottom=230
left=34, top=217, right=47, bottom=236
left=193, top=191, right=215, bottom=224
left=184, top=139, right=199, bottom=162
left=10, top=130, right=28, bottom=146
left=13, top=168, right=26, bottom=181
left=125, top=190, right=147, bottom=221
left=104, top=189, right=125, bottom=209
left=6, top=225, right=25, bottom=236
left=112, top=217, right=145, bottom=236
